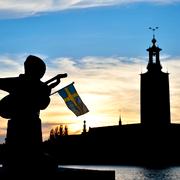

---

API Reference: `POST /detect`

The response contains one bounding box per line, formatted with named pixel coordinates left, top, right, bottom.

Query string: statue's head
left=24, top=55, right=46, bottom=80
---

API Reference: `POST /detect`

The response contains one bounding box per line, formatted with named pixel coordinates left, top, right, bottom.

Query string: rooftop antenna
left=149, top=27, right=159, bottom=39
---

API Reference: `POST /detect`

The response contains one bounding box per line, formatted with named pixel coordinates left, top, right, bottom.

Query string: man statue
left=0, top=55, right=66, bottom=175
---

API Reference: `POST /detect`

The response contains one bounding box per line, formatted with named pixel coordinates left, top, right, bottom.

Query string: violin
left=0, top=73, right=67, bottom=119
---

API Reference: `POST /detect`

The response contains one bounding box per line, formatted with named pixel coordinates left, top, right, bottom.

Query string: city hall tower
left=140, top=35, right=171, bottom=127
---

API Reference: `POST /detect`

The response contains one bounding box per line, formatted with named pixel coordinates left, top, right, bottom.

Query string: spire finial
left=83, top=120, right=87, bottom=134
left=118, top=109, right=122, bottom=126
left=149, top=27, right=159, bottom=39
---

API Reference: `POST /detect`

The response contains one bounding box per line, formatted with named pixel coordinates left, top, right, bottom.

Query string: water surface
left=59, top=165, right=180, bottom=180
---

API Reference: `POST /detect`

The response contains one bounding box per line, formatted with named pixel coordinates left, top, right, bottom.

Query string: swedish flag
left=58, top=82, right=89, bottom=116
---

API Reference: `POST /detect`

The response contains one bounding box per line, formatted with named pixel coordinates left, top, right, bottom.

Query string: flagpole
left=50, top=90, right=59, bottom=96
left=50, top=82, right=75, bottom=96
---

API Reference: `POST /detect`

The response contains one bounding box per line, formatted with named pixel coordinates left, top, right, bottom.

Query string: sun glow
left=1, top=56, right=180, bottom=143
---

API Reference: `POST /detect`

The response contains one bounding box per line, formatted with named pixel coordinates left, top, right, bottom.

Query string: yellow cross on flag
left=58, top=82, right=89, bottom=116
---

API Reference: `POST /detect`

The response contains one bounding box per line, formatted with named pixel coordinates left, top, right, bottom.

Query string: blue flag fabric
left=58, top=83, right=89, bottom=116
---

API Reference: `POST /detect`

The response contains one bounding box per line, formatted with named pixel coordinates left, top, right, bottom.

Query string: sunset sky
left=0, top=0, right=180, bottom=143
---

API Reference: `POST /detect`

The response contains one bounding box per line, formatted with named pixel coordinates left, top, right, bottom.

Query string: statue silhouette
left=0, top=55, right=67, bottom=176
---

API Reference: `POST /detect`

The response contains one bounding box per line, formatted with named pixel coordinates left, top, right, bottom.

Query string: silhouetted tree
left=64, top=125, right=68, bottom=136
left=54, top=126, right=59, bottom=139
left=49, top=129, right=55, bottom=140
left=60, top=125, right=63, bottom=136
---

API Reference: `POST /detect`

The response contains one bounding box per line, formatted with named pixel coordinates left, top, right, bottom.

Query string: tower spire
left=82, top=120, right=87, bottom=134
left=147, top=27, right=162, bottom=71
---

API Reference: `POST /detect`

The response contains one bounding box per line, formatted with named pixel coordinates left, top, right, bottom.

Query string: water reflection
left=59, top=165, right=180, bottom=180
left=116, top=166, right=180, bottom=180
left=141, top=168, right=171, bottom=180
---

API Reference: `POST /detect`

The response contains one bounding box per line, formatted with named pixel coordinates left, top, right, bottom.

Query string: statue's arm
left=45, top=73, right=67, bottom=90
left=38, top=83, right=51, bottom=110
